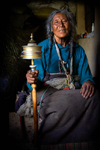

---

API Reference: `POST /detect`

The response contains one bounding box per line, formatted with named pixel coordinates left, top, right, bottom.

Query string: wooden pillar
left=76, top=1, right=85, bottom=34
left=94, top=4, right=100, bottom=80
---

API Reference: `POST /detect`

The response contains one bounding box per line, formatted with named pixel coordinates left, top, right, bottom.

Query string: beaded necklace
left=47, top=37, right=74, bottom=76
left=54, top=38, right=71, bottom=76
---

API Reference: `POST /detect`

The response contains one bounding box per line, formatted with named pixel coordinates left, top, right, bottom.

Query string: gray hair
left=46, top=9, right=76, bottom=40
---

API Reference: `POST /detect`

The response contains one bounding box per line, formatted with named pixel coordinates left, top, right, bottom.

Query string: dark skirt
left=36, top=86, right=100, bottom=144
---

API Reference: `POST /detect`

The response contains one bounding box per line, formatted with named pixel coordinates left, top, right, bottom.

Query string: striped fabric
left=41, top=142, right=99, bottom=150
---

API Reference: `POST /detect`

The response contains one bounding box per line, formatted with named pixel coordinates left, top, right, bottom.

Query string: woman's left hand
left=80, top=80, right=95, bottom=99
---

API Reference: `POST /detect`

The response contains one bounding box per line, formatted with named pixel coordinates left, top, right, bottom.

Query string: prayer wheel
left=21, top=33, right=42, bottom=149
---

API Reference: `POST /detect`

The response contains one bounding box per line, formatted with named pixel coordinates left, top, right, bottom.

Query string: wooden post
left=30, top=59, right=38, bottom=149
left=32, top=84, right=38, bottom=148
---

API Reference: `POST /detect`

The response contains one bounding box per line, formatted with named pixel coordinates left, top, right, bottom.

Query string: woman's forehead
left=53, top=12, right=68, bottom=20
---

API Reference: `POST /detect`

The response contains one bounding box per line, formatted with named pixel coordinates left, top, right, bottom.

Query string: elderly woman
left=26, top=9, right=100, bottom=144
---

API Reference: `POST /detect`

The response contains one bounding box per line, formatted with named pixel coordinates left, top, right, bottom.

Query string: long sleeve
left=26, top=39, right=49, bottom=91
left=26, top=40, right=95, bottom=90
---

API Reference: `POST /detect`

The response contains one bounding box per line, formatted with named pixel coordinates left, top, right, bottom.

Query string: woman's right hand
left=26, top=70, right=39, bottom=84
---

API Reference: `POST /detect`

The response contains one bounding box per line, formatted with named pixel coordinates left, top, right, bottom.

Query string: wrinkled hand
left=26, top=70, right=39, bottom=84
left=80, top=80, right=95, bottom=99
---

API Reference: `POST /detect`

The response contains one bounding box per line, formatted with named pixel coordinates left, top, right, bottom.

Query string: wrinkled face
left=52, top=12, right=70, bottom=39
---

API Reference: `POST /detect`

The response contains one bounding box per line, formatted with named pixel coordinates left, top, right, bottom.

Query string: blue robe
left=25, top=39, right=100, bottom=144
left=27, top=38, right=94, bottom=90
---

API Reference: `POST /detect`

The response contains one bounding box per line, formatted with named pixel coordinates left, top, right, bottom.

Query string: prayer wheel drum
left=22, top=33, right=42, bottom=60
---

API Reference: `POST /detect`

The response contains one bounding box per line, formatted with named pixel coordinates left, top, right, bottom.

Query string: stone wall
left=1, top=0, right=77, bottom=77
left=1, top=0, right=77, bottom=110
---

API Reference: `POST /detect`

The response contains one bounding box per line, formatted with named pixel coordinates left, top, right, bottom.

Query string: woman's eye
left=55, top=21, right=58, bottom=24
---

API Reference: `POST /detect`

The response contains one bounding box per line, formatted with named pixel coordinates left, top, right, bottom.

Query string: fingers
left=26, top=70, right=39, bottom=84
left=80, top=87, right=90, bottom=99
left=80, top=81, right=95, bottom=99
left=90, top=85, right=95, bottom=97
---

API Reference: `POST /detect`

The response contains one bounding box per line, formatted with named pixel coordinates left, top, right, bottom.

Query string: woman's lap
left=39, top=89, right=100, bottom=144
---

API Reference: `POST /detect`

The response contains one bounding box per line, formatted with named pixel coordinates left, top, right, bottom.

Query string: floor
left=8, top=112, right=100, bottom=150
left=9, top=112, right=34, bottom=150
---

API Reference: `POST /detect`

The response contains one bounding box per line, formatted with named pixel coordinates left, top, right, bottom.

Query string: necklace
left=54, top=38, right=70, bottom=76
left=54, top=38, right=75, bottom=89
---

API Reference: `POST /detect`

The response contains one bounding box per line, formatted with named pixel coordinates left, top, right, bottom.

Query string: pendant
left=62, top=61, right=65, bottom=64
left=65, top=75, right=75, bottom=89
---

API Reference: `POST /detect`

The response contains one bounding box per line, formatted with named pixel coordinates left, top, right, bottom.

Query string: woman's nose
left=59, top=21, right=64, bottom=27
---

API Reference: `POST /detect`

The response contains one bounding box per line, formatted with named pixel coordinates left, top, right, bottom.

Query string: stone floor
left=7, top=112, right=100, bottom=150
left=9, top=112, right=34, bottom=150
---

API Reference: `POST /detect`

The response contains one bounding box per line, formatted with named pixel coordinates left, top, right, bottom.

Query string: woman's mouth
left=59, top=30, right=66, bottom=32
